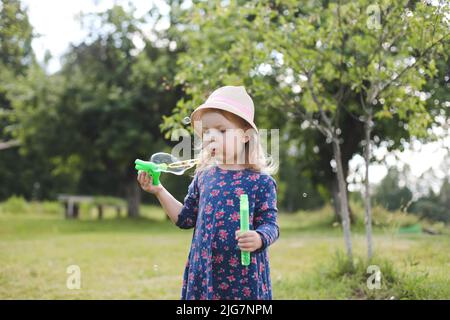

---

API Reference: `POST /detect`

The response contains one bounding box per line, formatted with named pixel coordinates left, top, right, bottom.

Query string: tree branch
left=372, top=34, right=448, bottom=101
left=0, top=140, right=20, bottom=151
left=305, top=71, right=334, bottom=133
left=273, top=86, right=330, bottom=137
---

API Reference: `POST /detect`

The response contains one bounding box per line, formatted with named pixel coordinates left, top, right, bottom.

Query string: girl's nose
left=205, top=132, right=218, bottom=142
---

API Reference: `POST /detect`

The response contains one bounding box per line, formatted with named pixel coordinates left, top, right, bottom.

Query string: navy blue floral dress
left=176, top=165, right=279, bottom=300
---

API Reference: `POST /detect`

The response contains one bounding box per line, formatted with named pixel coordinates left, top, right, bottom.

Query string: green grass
left=0, top=201, right=449, bottom=299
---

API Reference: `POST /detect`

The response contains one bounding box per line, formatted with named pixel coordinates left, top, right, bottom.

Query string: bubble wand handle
left=134, top=159, right=166, bottom=186
left=240, top=194, right=251, bottom=266
left=134, top=157, right=199, bottom=185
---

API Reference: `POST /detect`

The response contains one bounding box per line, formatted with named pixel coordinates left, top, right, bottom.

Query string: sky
left=21, top=0, right=449, bottom=196
left=23, top=0, right=170, bottom=73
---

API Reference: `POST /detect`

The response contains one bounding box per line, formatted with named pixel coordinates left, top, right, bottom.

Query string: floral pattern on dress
left=176, top=165, right=279, bottom=300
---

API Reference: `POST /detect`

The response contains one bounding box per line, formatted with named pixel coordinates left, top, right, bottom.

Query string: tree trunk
left=97, top=205, right=103, bottom=220
left=332, top=140, right=353, bottom=263
left=364, top=113, right=374, bottom=260
left=331, top=176, right=356, bottom=224
left=331, top=180, right=341, bottom=221
left=126, top=178, right=141, bottom=218
left=315, top=111, right=364, bottom=224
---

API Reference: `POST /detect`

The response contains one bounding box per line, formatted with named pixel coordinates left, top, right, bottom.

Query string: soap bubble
left=182, top=117, right=191, bottom=125
left=150, top=152, right=198, bottom=175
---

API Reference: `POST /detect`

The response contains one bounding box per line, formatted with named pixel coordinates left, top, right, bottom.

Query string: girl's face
left=200, top=111, right=249, bottom=165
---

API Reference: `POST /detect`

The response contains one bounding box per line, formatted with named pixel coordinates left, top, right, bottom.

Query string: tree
left=278, top=120, right=326, bottom=211
left=0, top=0, right=34, bottom=147
left=0, top=0, right=51, bottom=200
left=374, top=167, right=413, bottom=211
left=0, top=0, right=33, bottom=74
left=161, top=0, right=449, bottom=263
left=57, top=5, right=186, bottom=217
left=355, top=0, right=449, bottom=259
left=408, top=177, right=450, bottom=223
left=438, top=178, right=450, bottom=210
left=7, top=3, right=187, bottom=215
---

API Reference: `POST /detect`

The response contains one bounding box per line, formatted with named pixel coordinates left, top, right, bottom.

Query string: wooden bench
left=58, top=195, right=126, bottom=219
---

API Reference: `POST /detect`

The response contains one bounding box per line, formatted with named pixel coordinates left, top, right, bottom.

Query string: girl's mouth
left=211, top=148, right=216, bottom=157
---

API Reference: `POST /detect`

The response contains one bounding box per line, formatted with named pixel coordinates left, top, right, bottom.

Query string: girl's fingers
left=238, top=244, right=253, bottom=251
left=137, top=171, right=158, bottom=193
left=236, top=230, right=250, bottom=238
left=138, top=171, right=150, bottom=189
left=237, top=232, right=253, bottom=239
left=238, top=245, right=253, bottom=251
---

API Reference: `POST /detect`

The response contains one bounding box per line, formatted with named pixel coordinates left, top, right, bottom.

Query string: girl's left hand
left=235, top=230, right=263, bottom=252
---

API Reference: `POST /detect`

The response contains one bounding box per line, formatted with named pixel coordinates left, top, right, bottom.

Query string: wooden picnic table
left=57, top=194, right=126, bottom=219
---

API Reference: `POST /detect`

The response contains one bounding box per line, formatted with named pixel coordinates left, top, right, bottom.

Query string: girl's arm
left=137, top=171, right=200, bottom=228
left=137, top=171, right=182, bottom=224
left=253, top=175, right=280, bottom=252
left=155, top=185, right=183, bottom=224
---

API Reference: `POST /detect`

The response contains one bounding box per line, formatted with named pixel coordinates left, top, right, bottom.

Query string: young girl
left=137, top=86, right=279, bottom=300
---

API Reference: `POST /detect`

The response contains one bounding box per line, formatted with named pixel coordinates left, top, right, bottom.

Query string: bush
left=320, top=251, right=443, bottom=299
left=0, top=197, right=62, bottom=215
left=350, top=200, right=420, bottom=229
left=32, top=201, right=61, bottom=215
left=0, top=195, right=29, bottom=214
left=408, top=199, right=449, bottom=223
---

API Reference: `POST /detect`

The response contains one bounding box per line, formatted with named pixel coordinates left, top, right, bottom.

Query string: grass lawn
left=0, top=204, right=449, bottom=299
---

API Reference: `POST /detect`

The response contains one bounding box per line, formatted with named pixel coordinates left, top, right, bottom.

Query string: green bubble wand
left=240, top=194, right=250, bottom=266
left=134, top=152, right=199, bottom=185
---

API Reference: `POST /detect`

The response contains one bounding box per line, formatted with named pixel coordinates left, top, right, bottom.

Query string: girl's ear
left=242, top=134, right=250, bottom=143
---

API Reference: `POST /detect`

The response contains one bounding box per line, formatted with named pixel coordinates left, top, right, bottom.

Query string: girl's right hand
left=137, top=171, right=163, bottom=195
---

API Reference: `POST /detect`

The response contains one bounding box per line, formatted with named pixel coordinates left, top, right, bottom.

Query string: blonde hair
left=191, top=109, right=278, bottom=175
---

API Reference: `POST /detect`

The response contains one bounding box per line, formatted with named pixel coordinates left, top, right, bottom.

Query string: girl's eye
left=220, top=129, right=226, bottom=134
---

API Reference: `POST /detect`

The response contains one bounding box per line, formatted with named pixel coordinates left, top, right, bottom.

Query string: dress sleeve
left=175, top=173, right=200, bottom=229
left=253, top=175, right=280, bottom=252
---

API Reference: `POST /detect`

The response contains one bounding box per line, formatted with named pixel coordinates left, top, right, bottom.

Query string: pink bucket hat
left=190, top=86, right=258, bottom=133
